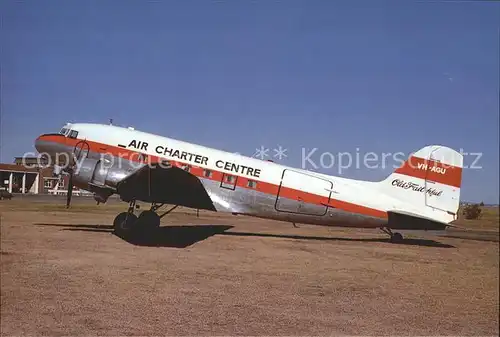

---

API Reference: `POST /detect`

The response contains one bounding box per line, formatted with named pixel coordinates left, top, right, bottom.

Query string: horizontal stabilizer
left=387, top=210, right=461, bottom=231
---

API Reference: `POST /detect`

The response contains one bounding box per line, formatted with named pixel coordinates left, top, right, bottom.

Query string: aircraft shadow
left=34, top=223, right=234, bottom=248
left=220, top=231, right=454, bottom=248
left=33, top=223, right=455, bottom=248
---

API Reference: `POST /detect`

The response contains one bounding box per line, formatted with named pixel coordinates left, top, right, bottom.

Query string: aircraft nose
left=35, top=134, right=49, bottom=153
left=34, top=135, right=43, bottom=153
left=35, top=133, right=64, bottom=155
left=35, top=133, right=72, bottom=167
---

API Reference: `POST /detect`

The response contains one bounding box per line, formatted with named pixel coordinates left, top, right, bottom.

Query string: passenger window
left=68, top=130, right=79, bottom=139
left=159, top=160, right=171, bottom=168
left=247, top=180, right=257, bottom=188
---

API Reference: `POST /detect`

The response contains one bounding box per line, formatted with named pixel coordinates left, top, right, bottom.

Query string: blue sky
left=1, top=1, right=499, bottom=203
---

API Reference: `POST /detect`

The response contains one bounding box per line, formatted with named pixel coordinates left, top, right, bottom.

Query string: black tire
left=113, top=212, right=138, bottom=238
left=136, top=210, right=161, bottom=231
left=391, top=232, right=404, bottom=243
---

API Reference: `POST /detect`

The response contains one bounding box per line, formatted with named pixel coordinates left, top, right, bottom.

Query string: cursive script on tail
left=392, top=179, right=443, bottom=197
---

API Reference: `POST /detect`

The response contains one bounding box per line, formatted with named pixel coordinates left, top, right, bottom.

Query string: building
left=0, top=156, right=87, bottom=195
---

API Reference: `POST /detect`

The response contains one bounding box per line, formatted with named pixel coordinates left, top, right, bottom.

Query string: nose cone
left=35, top=134, right=53, bottom=154
left=35, top=133, right=67, bottom=156
left=35, top=133, right=71, bottom=167
left=34, top=135, right=44, bottom=153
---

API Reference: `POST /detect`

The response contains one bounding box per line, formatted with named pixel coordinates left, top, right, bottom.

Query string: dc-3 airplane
left=34, top=122, right=463, bottom=243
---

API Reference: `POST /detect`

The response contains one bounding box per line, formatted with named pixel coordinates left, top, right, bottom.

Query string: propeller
left=64, top=140, right=89, bottom=209
left=66, top=168, right=74, bottom=208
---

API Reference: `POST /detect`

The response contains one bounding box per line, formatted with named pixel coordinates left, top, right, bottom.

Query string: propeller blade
left=66, top=172, right=73, bottom=208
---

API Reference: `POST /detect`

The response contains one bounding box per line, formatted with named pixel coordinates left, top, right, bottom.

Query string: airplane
left=34, top=122, right=463, bottom=243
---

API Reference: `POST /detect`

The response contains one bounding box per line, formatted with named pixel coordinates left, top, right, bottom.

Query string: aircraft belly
left=199, top=178, right=385, bottom=228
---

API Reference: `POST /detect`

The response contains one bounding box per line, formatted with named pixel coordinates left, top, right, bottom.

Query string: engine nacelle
left=72, top=157, right=139, bottom=201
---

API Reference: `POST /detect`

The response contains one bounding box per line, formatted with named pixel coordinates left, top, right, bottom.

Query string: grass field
left=455, top=205, right=499, bottom=231
left=1, top=197, right=498, bottom=335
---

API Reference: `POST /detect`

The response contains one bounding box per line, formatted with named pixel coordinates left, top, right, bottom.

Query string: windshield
left=59, top=128, right=69, bottom=135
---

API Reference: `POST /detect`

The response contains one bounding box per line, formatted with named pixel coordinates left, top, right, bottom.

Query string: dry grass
left=455, top=205, right=500, bottom=231
left=1, top=198, right=498, bottom=336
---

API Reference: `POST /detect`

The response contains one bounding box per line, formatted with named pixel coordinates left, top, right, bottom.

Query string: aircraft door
left=275, top=169, right=332, bottom=216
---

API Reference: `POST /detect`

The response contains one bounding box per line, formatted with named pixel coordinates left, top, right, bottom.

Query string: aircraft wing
left=115, top=163, right=256, bottom=214
left=116, top=163, right=217, bottom=211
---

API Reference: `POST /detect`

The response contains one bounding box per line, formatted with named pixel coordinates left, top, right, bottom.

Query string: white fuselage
left=35, top=123, right=463, bottom=230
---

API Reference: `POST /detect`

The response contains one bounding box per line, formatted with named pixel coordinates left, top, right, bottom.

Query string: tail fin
left=381, top=145, right=463, bottom=223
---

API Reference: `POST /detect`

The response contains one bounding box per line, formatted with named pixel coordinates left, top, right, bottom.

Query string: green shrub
left=463, top=203, right=482, bottom=220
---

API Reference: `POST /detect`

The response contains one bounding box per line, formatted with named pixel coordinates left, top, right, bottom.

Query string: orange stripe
left=37, top=135, right=388, bottom=219
left=394, top=156, right=462, bottom=188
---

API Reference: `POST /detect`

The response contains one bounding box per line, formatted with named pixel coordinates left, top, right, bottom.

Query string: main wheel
left=136, top=210, right=161, bottom=232
left=391, top=232, right=404, bottom=243
left=113, top=212, right=138, bottom=238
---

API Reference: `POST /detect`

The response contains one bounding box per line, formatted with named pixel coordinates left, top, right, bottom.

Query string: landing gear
left=136, top=210, right=160, bottom=232
left=113, top=212, right=138, bottom=236
left=113, top=200, right=139, bottom=238
left=112, top=201, right=178, bottom=239
left=391, top=232, right=403, bottom=243
left=381, top=227, right=404, bottom=243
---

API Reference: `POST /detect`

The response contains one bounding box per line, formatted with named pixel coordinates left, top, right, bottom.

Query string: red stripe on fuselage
left=395, top=156, right=462, bottom=188
left=37, top=135, right=388, bottom=219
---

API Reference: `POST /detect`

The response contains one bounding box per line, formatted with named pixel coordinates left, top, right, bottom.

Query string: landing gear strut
left=113, top=200, right=139, bottom=238
left=112, top=201, right=178, bottom=239
left=381, top=227, right=404, bottom=243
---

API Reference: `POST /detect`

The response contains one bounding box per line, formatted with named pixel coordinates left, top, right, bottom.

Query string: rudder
left=381, top=145, right=463, bottom=223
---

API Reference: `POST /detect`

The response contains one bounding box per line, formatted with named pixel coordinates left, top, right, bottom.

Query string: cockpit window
left=68, top=130, right=79, bottom=139
left=59, top=128, right=68, bottom=135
